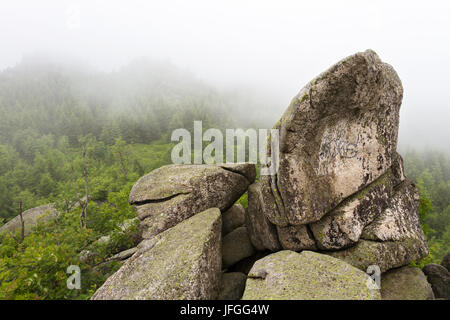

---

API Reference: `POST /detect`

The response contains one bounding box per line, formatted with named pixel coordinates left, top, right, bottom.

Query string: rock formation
left=92, top=50, right=433, bottom=300
left=0, top=203, right=59, bottom=237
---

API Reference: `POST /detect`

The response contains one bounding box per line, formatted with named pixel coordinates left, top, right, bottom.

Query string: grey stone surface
left=91, top=208, right=222, bottom=300
left=242, top=250, right=380, bottom=300
left=261, top=49, right=403, bottom=225
left=129, top=164, right=253, bottom=239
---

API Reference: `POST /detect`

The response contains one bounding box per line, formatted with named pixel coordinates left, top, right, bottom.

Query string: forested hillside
left=0, top=59, right=448, bottom=299
left=0, top=57, right=236, bottom=221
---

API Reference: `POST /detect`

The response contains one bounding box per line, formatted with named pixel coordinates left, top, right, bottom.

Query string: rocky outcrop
left=246, top=49, right=427, bottom=275
left=92, top=50, right=431, bottom=301
left=0, top=204, right=59, bottom=237
left=242, top=250, right=380, bottom=300
left=380, top=266, right=434, bottom=300
left=218, top=272, right=247, bottom=300
left=129, top=164, right=254, bottom=240
left=422, top=264, right=450, bottom=300
left=91, top=208, right=222, bottom=300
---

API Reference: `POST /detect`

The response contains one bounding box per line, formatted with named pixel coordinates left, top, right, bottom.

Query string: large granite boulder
left=242, top=250, right=380, bottom=300
left=0, top=203, right=59, bottom=237
left=261, top=49, right=403, bottom=226
left=380, top=266, right=434, bottom=300
left=91, top=208, right=222, bottom=300
left=422, top=264, right=450, bottom=299
left=246, top=182, right=281, bottom=251
left=129, top=164, right=254, bottom=239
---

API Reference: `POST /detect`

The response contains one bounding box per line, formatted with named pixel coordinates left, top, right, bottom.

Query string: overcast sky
left=1, top=0, right=449, bottom=150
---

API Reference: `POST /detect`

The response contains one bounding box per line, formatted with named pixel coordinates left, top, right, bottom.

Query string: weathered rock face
left=361, top=180, right=425, bottom=243
left=129, top=164, right=254, bottom=239
left=242, top=250, right=380, bottom=300
left=246, top=182, right=281, bottom=251
left=222, top=226, right=255, bottom=268
left=380, top=266, right=434, bottom=300
left=218, top=272, right=247, bottom=300
left=327, top=239, right=428, bottom=273
left=310, top=161, right=403, bottom=250
left=327, top=180, right=428, bottom=272
left=422, top=264, right=450, bottom=300
left=262, top=49, right=403, bottom=226
left=91, top=208, right=222, bottom=300
left=222, top=204, right=245, bottom=236
left=0, top=204, right=59, bottom=237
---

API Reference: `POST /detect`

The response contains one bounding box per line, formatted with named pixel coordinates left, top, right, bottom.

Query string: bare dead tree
left=81, top=145, right=89, bottom=228
left=18, top=200, right=24, bottom=243
left=117, top=149, right=128, bottom=179
left=72, top=164, right=85, bottom=229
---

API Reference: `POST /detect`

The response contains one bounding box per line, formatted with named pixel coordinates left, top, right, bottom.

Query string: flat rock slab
left=242, top=250, right=380, bottom=300
left=328, top=238, right=428, bottom=273
left=0, top=203, right=59, bottom=237
left=381, top=266, right=434, bottom=300
left=262, top=49, right=403, bottom=225
left=91, top=208, right=222, bottom=300
left=129, top=164, right=254, bottom=239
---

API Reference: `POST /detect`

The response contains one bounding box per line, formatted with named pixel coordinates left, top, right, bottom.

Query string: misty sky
left=1, top=0, right=449, bottom=150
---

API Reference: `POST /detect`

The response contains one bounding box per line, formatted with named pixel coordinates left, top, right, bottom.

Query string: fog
left=1, top=0, right=449, bottom=150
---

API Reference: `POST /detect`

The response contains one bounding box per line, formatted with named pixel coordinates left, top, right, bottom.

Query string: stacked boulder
left=247, top=49, right=429, bottom=273
left=92, top=50, right=433, bottom=300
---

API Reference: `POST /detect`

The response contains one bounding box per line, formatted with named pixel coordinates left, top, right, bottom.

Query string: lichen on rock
left=91, top=208, right=222, bottom=300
